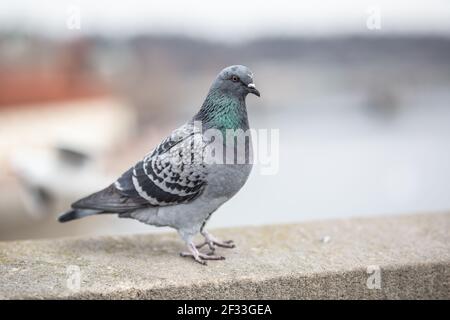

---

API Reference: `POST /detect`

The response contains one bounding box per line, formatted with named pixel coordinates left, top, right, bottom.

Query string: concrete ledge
left=0, top=213, right=449, bottom=299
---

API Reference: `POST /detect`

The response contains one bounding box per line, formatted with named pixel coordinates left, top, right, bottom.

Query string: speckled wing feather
left=71, top=183, right=148, bottom=212
left=72, top=123, right=208, bottom=212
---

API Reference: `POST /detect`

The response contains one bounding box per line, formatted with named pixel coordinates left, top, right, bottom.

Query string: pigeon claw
left=180, top=241, right=226, bottom=265
left=214, top=240, right=235, bottom=249
left=180, top=252, right=208, bottom=265
left=200, top=253, right=226, bottom=260
left=197, top=231, right=236, bottom=251
left=180, top=251, right=225, bottom=264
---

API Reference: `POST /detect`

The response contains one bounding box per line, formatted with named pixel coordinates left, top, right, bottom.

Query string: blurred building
left=0, top=43, right=137, bottom=238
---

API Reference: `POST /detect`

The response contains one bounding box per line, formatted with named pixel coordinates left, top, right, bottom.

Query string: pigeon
left=58, top=65, right=260, bottom=265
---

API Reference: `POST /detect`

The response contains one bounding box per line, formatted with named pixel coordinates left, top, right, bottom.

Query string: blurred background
left=0, top=1, right=449, bottom=241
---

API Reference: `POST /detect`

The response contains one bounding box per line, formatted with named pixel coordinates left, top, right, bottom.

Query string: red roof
left=0, top=39, right=109, bottom=109
left=0, top=70, right=108, bottom=108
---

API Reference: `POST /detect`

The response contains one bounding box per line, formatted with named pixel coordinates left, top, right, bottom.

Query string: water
left=206, top=87, right=450, bottom=229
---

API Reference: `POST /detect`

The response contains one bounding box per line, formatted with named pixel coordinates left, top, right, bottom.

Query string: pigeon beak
left=247, top=83, right=260, bottom=97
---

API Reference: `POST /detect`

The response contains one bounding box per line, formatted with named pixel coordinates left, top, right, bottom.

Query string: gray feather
left=58, top=209, right=103, bottom=222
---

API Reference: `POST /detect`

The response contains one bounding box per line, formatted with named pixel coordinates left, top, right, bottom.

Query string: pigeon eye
left=231, top=75, right=239, bottom=82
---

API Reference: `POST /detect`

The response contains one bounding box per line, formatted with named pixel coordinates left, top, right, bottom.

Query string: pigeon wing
left=72, top=123, right=207, bottom=212
left=71, top=183, right=149, bottom=212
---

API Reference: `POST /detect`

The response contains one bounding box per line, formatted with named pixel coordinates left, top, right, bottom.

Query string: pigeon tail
left=58, top=209, right=103, bottom=223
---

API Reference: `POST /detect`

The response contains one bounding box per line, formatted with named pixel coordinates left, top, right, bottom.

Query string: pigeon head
left=194, top=65, right=259, bottom=130
left=211, top=65, right=260, bottom=98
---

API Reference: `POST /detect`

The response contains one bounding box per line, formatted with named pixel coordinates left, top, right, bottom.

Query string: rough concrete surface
left=0, top=213, right=449, bottom=299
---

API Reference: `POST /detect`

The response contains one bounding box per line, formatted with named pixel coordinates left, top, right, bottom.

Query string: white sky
left=0, top=0, right=449, bottom=41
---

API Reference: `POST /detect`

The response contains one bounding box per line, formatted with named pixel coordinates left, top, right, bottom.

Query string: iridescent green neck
left=194, top=89, right=249, bottom=132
